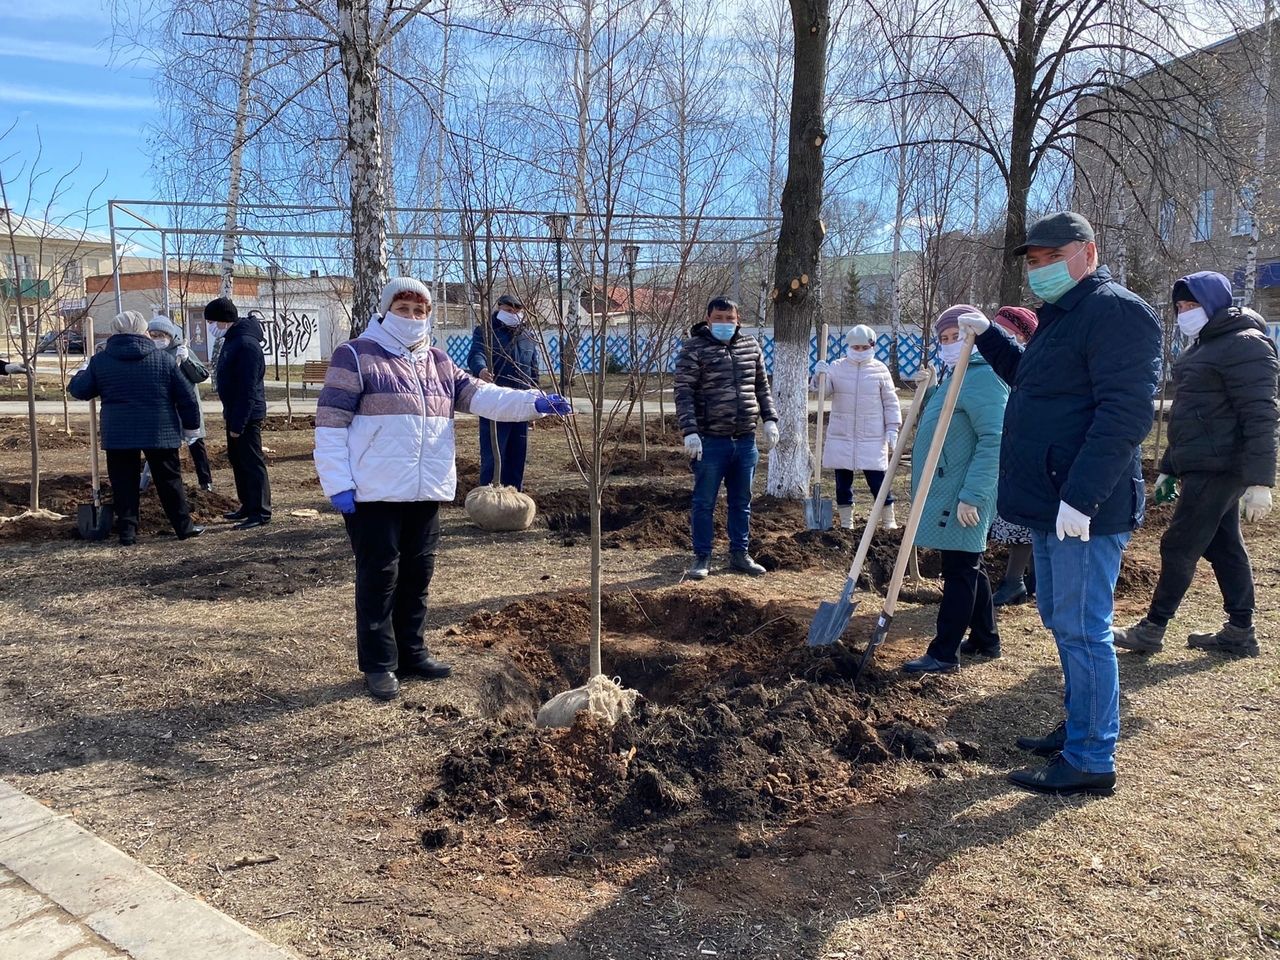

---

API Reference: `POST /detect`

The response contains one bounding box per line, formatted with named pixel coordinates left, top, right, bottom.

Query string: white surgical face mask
left=150, top=335, right=173, bottom=350
left=939, top=341, right=964, bottom=367
left=380, top=312, right=430, bottom=349
left=847, top=346, right=873, bottom=362
left=497, top=310, right=522, bottom=327
left=1177, top=306, right=1210, bottom=339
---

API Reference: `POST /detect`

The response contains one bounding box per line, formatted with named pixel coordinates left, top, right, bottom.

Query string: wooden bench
left=302, top=360, right=328, bottom=391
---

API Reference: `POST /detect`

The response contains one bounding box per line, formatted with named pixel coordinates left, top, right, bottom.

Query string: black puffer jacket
left=674, top=322, right=777, bottom=438
left=1160, top=307, right=1279, bottom=486
left=68, top=334, right=200, bottom=449
left=215, top=316, right=268, bottom=433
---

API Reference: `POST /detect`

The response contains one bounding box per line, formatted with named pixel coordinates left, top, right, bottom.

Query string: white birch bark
left=765, top=337, right=810, bottom=497
left=219, top=0, right=259, bottom=299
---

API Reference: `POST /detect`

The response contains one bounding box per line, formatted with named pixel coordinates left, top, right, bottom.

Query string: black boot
left=686, top=554, right=711, bottom=580
left=396, top=658, right=453, bottom=681
left=1008, top=753, right=1115, bottom=796
left=1113, top=618, right=1166, bottom=654
left=728, top=551, right=765, bottom=576
left=991, top=578, right=1028, bottom=607
left=1016, top=720, right=1066, bottom=757
left=364, top=671, right=400, bottom=701
left=959, top=635, right=1002, bottom=658
left=1187, top=623, right=1259, bottom=657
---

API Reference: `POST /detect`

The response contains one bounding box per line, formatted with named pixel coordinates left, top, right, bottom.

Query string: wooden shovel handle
left=882, top=332, right=977, bottom=617
left=840, top=365, right=934, bottom=591
left=812, top=323, right=829, bottom=487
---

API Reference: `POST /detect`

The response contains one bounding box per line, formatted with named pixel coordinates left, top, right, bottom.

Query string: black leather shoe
left=119, top=536, right=136, bottom=547
left=233, top=516, right=270, bottom=530
left=1008, top=753, right=1115, bottom=796
left=365, top=671, right=400, bottom=701
left=728, top=551, right=766, bottom=576
left=396, top=658, right=453, bottom=681
left=178, top=526, right=205, bottom=541
left=1016, top=720, right=1066, bottom=757
left=991, top=579, right=1028, bottom=607
left=958, top=636, right=1002, bottom=658
left=902, top=654, right=959, bottom=675
left=224, top=509, right=248, bottom=521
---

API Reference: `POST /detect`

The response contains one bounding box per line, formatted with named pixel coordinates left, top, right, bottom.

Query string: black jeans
left=343, top=501, right=442, bottom=673
left=927, top=549, right=999, bottom=662
left=106, top=447, right=194, bottom=540
left=226, top=419, right=271, bottom=520
left=833, top=468, right=894, bottom=507
left=187, top=437, right=213, bottom=488
left=1149, top=472, right=1254, bottom=629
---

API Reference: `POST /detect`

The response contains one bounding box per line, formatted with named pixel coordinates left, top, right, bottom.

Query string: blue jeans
left=690, top=435, right=758, bottom=556
left=1031, top=530, right=1131, bottom=774
left=478, top=419, right=529, bottom=490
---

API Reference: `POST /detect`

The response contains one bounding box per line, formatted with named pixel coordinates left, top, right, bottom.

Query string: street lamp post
left=544, top=213, right=571, bottom=393
left=621, top=242, right=644, bottom=462
left=267, top=262, right=280, bottom=381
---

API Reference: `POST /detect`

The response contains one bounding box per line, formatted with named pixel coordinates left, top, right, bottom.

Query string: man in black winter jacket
left=1114, top=271, right=1279, bottom=658
left=68, top=311, right=203, bottom=545
left=206, top=297, right=272, bottom=529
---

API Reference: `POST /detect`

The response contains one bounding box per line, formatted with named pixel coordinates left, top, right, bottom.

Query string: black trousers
left=343, top=501, right=442, bottom=673
left=927, top=549, right=999, bottom=662
left=833, top=468, right=894, bottom=506
left=187, top=437, right=213, bottom=488
left=106, top=448, right=194, bottom=540
left=1149, top=472, right=1255, bottom=629
left=226, top=419, right=271, bottom=519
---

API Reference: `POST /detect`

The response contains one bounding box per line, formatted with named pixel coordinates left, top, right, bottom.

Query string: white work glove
left=813, top=360, right=831, bottom=377
left=4, top=361, right=27, bottom=375
left=75, top=359, right=90, bottom=375
left=182, top=428, right=201, bottom=442
left=957, top=311, right=991, bottom=338
left=886, top=428, right=899, bottom=450
left=1242, top=486, right=1273, bottom=523
left=1056, top=500, right=1091, bottom=542
left=175, top=344, right=190, bottom=362
left=912, top=366, right=934, bottom=387
left=684, top=433, right=703, bottom=461
left=956, top=501, right=980, bottom=527
left=761, top=420, right=780, bottom=451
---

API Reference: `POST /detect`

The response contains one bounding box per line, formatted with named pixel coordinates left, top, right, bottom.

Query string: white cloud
left=0, top=82, right=152, bottom=112
left=0, top=0, right=109, bottom=24
left=0, top=38, right=109, bottom=67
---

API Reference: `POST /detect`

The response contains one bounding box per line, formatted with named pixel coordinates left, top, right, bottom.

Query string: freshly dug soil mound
left=0, top=474, right=240, bottom=542
left=0, top=419, right=86, bottom=451
left=430, top=586, right=973, bottom=828
left=614, top=414, right=684, bottom=447
left=564, top=447, right=692, bottom=478
left=261, top=414, right=316, bottom=431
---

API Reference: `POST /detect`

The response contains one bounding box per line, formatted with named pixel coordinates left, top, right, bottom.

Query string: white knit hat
left=848, top=324, right=876, bottom=347
left=111, top=310, right=149, bottom=335
left=378, top=277, right=432, bottom=316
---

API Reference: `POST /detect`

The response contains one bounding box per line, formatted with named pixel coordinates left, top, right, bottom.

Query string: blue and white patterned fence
left=444, top=331, right=942, bottom=379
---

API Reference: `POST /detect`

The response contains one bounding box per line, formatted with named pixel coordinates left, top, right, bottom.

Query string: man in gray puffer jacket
left=674, top=297, right=779, bottom=579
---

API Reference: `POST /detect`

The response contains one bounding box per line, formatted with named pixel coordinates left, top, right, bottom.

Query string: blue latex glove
left=534, top=393, right=573, bottom=416
left=330, top=489, right=357, bottom=514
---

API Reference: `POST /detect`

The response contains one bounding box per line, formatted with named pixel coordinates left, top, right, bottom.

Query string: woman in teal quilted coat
left=903, top=305, right=1010, bottom=674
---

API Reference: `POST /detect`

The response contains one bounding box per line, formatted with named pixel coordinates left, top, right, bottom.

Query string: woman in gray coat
left=148, top=316, right=214, bottom=490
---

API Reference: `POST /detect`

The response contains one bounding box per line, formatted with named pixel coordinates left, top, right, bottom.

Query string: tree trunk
left=766, top=0, right=829, bottom=500
left=588, top=468, right=602, bottom=677
left=220, top=0, right=259, bottom=298
left=998, top=1, right=1038, bottom=306
left=1245, top=0, right=1274, bottom=305
left=338, top=0, right=390, bottom=332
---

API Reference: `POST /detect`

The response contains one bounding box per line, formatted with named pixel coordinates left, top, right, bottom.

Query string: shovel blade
left=77, top=502, right=113, bottom=541
left=805, top=491, right=834, bottom=531
left=853, top=612, right=894, bottom=682
left=807, top=596, right=859, bottom=646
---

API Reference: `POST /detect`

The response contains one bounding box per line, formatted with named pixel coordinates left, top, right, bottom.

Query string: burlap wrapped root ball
left=464, top=484, right=537, bottom=532
left=537, top=674, right=639, bottom=729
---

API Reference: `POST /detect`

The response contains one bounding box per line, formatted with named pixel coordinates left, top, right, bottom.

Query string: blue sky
left=0, top=0, right=155, bottom=233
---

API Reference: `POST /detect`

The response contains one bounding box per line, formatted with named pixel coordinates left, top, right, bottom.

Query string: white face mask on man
left=1177, top=306, right=1210, bottom=339
left=497, top=310, right=523, bottom=327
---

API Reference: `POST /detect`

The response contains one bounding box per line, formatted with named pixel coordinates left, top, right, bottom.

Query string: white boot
left=837, top=505, right=853, bottom=530
left=881, top=504, right=899, bottom=530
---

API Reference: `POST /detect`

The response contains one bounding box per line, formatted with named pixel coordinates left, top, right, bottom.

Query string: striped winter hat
left=934, top=304, right=979, bottom=336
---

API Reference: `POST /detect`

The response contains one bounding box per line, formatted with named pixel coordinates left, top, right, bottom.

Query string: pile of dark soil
left=0, top=419, right=86, bottom=452
left=563, top=446, right=693, bottom=478
left=261, top=414, right=316, bottom=431
left=0, top=474, right=240, bottom=542
left=613, top=413, right=684, bottom=447
left=428, top=587, right=973, bottom=828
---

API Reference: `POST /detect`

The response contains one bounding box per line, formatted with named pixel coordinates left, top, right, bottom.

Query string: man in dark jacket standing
left=1114, top=272, right=1278, bottom=658
left=958, top=212, right=1161, bottom=796
left=467, top=293, right=540, bottom=490
left=206, top=297, right=271, bottom=529
left=674, top=296, right=779, bottom=580
left=68, top=311, right=204, bottom=546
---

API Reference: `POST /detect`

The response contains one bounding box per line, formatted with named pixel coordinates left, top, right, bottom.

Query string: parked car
left=36, top=329, right=86, bottom=355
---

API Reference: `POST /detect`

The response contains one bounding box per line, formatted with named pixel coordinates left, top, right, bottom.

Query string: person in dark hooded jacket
left=68, top=310, right=203, bottom=546
left=206, top=296, right=272, bottom=529
left=1113, top=271, right=1279, bottom=658
left=466, top=292, right=541, bottom=490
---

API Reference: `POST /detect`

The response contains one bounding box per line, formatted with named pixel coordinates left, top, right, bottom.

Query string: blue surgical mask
left=1027, top=247, right=1086, bottom=303
left=710, top=322, right=737, bottom=342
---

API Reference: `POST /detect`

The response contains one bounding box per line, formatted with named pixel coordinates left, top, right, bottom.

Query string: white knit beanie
left=378, top=277, right=432, bottom=316
left=848, top=324, right=876, bottom=347
left=111, top=310, right=149, bottom=335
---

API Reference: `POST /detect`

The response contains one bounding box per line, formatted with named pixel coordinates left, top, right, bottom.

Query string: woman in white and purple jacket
left=314, top=277, right=571, bottom=701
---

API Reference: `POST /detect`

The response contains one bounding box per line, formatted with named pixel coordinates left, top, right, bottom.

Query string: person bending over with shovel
left=314, top=278, right=571, bottom=702
left=901, top=306, right=1008, bottom=676
left=957, top=211, right=1160, bottom=797
left=674, top=296, right=779, bottom=580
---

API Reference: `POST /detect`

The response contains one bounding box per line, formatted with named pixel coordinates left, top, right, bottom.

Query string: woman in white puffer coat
left=813, top=324, right=903, bottom=530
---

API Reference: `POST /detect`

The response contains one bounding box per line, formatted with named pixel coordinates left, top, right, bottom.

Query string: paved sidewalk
left=0, top=781, right=297, bottom=960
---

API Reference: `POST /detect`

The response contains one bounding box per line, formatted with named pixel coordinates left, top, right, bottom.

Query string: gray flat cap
left=1014, top=211, right=1096, bottom=256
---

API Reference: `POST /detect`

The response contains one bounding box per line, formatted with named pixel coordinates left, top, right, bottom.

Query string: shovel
left=851, top=332, right=977, bottom=681
left=808, top=365, right=934, bottom=646
left=805, top=323, right=834, bottom=530
left=76, top=325, right=113, bottom=541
